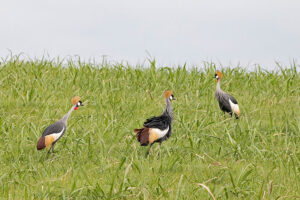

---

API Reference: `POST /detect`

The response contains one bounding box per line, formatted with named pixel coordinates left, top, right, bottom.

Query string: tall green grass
left=0, top=56, right=299, bottom=199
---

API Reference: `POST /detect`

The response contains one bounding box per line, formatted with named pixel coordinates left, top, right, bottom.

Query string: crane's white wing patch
left=151, top=127, right=169, bottom=138
left=51, top=127, right=65, bottom=141
left=229, top=99, right=240, bottom=116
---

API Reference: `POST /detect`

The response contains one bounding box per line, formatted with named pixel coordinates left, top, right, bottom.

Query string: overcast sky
left=1, top=0, right=300, bottom=69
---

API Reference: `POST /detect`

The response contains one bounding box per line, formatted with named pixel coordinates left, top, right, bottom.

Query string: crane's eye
left=169, top=95, right=175, bottom=100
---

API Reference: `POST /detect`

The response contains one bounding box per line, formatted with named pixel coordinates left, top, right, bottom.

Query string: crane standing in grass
left=134, top=90, right=175, bottom=156
left=214, top=71, right=240, bottom=119
left=37, top=96, right=84, bottom=154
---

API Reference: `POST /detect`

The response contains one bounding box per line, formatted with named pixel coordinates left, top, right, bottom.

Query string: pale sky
left=1, top=0, right=300, bottom=69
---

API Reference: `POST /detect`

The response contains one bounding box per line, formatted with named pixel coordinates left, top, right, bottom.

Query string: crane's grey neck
left=61, top=104, right=76, bottom=125
left=216, top=79, right=221, bottom=92
left=163, top=98, right=173, bottom=120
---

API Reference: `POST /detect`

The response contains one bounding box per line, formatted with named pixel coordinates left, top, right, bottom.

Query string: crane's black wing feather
left=227, top=93, right=238, bottom=104
left=216, top=91, right=238, bottom=113
left=42, top=121, right=65, bottom=137
left=143, top=115, right=171, bottom=130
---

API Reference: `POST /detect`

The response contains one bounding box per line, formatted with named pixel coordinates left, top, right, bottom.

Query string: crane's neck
left=61, top=104, right=76, bottom=125
left=163, top=98, right=173, bottom=120
left=216, top=79, right=221, bottom=91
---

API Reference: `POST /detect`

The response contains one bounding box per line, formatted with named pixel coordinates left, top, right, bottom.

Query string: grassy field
left=0, top=56, right=299, bottom=199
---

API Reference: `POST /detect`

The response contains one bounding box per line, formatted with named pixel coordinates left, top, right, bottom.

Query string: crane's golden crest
left=71, top=96, right=81, bottom=105
left=216, top=71, right=223, bottom=79
left=164, top=90, right=172, bottom=99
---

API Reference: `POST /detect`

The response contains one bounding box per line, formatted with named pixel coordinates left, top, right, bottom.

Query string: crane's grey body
left=42, top=104, right=76, bottom=136
left=142, top=98, right=173, bottom=143
left=135, top=92, right=175, bottom=157
left=42, top=121, right=66, bottom=138
left=215, top=79, right=240, bottom=118
left=38, top=104, right=76, bottom=153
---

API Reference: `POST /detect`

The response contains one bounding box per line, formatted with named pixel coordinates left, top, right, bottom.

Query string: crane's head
left=164, top=90, right=175, bottom=101
left=71, top=96, right=84, bottom=110
left=214, top=71, right=223, bottom=80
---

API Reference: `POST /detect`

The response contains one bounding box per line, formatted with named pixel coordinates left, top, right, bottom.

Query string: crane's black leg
left=46, top=144, right=55, bottom=155
left=51, top=144, right=55, bottom=153
left=146, top=143, right=154, bottom=158
left=158, top=142, right=163, bottom=157
left=47, top=146, right=52, bottom=154
left=46, top=146, right=52, bottom=158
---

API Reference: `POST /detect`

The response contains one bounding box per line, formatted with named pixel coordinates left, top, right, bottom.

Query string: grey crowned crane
left=37, top=96, right=84, bottom=154
left=214, top=71, right=240, bottom=119
left=134, top=90, right=175, bottom=156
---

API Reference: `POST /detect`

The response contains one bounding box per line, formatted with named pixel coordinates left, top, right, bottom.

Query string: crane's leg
left=51, top=144, right=55, bottom=153
left=46, top=147, right=52, bottom=159
left=47, top=146, right=52, bottom=154
left=47, top=144, right=55, bottom=155
left=146, top=143, right=154, bottom=158
left=158, top=142, right=162, bottom=157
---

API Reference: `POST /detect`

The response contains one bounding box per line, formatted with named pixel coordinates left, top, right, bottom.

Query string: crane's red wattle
left=74, top=107, right=78, bottom=110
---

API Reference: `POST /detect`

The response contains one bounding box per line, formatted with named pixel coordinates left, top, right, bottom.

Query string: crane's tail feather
left=134, top=127, right=150, bottom=146
left=134, top=129, right=141, bottom=133
left=37, top=137, right=46, bottom=150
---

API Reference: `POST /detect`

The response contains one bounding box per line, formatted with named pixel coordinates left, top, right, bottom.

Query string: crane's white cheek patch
left=229, top=99, right=240, bottom=116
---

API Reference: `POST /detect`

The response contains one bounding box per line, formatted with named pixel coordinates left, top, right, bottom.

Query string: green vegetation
left=0, top=56, right=299, bottom=199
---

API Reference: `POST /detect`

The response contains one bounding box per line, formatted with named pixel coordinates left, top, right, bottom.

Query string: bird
left=37, top=96, right=84, bottom=154
left=134, top=90, right=175, bottom=156
left=214, top=71, right=240, bottom=119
